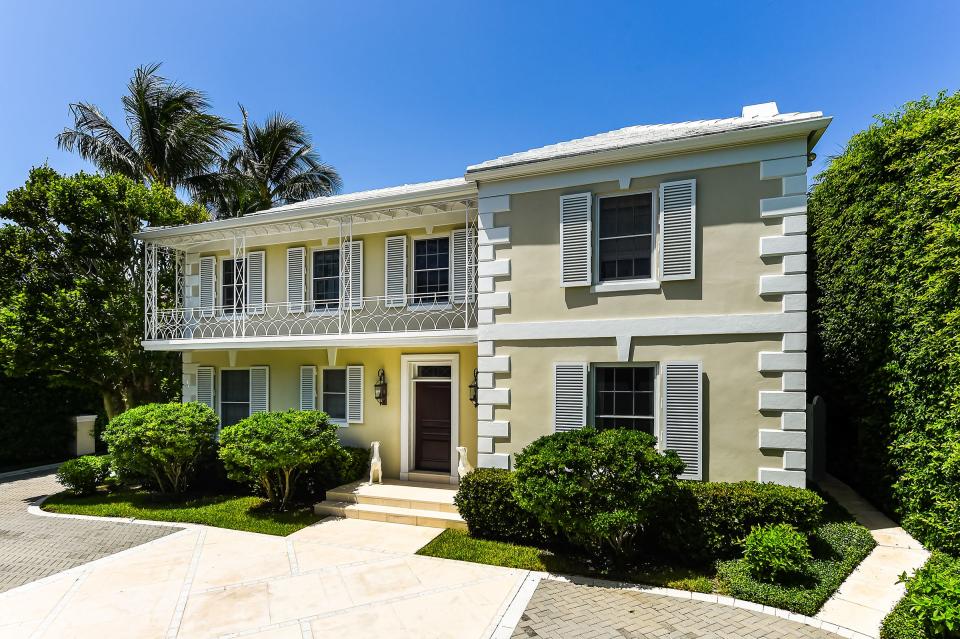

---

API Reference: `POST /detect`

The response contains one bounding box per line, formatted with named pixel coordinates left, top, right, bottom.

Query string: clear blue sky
left=2, top=1, right=959, bottom=200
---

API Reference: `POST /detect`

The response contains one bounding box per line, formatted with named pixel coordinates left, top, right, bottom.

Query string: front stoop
left=315, top=479, right=466, bottom=530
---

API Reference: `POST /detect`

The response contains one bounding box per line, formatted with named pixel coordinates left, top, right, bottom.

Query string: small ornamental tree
left=218, top=410, right=346, bottom=511
left=103, top=402, right=218, bottom=493
left=513, top=428, right=685, bottom=561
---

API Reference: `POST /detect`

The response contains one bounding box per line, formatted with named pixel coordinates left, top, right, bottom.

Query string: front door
left=415, top=381, right=451, bottom=472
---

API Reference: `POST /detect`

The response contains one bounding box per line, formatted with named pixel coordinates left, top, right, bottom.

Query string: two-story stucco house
left=137, top=102, right=829, bottom=494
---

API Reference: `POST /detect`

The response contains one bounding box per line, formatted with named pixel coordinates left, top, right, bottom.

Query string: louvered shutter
left=560, top=193, right=592, bottom=287
left=384, top=236, right=407, bottom=308
left=196, top=366, right=215, bottom=409
left=249, top=366, right=269, bottom=414
left=451, top=228, right=473, bottom=303
left=299, top=365, right=316, bottom=411
left=663, top=361, right=702, bottom=480
left=199, top=256, right=216, bottom=316
left=287, top=247, right=306, bottom=313
left=246, top=251, right=265, bottom=314
left=553, top=363, right=587, bottom=432
left=346, top=365, right=363, bottom=423
left=343, top=241, right=363, bottom=310
left=659, top=179, right=697, bottom=281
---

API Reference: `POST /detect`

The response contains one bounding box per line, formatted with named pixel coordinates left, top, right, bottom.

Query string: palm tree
left=57, top=63, right=235, bottom=192
left=208, top=106, right=342, bottom=218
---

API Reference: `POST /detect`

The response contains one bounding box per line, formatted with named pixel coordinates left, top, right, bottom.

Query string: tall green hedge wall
left=809, top=92, right=960, bottom=554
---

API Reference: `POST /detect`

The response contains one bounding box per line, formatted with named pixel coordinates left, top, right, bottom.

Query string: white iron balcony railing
left=145, top=294, right=477, bottom=342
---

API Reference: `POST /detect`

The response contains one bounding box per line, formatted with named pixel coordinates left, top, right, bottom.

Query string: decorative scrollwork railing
left=145, top=294, right=477, bottom=341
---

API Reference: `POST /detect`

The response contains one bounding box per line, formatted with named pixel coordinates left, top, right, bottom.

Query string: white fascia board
left=478, top=312, right=805, bottom=341
left=465, top=118, right=831, bottom=187
left=142, top=329, right=478, bottom=351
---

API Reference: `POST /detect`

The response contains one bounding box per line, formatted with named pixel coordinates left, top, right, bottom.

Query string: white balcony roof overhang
left=142, top=329, right=478, bottom=351
left=137, top=178, right=477, bottom=251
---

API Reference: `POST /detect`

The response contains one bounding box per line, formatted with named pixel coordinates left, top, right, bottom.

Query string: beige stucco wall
left=493, top=335, right=784, bottom=482
left=497, top=162, right=784, bottom=323
left=188, top=345, right=478, bottom=479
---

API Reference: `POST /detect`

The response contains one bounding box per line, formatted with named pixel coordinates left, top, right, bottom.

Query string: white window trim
left=409, top=230, right=455, bottom=310
left=399, top=353, right=460, bottom=485
left=588, top=362, right=662, bottom=445
left=319, top=366, right=349, bottom=427
left=592, top=190, right=660, bottom=291
left=308, top=246, right=342, bottom=316
left=215, top=253, right=265, bottom=320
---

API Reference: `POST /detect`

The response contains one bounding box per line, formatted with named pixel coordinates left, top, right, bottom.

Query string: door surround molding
left=400, top=353, right=460, bottom=484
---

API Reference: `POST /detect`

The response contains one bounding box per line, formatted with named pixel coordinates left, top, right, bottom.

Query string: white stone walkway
left=815, top=475, right=929, bottom=638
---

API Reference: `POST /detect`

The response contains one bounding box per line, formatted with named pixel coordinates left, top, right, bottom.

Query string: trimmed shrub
left=743, top=524, right=812, bottom=583
left=56, top=455, right=110, bottom=495
left=654, top=481, right=826, bottom=564
left=301, top=445, right=371, bottom=500
left=103, top=402, right=218, bottom=493
left=882, top=552, right=960, bottom=639
left=717, top=521, right=876, bottom=616
left=809, top=92, right=960, bottom=553
left=455, top=468, right=544, bottom=544
left=219, top=410, right=346, bottom=510
left=514, top=428, right=684, bottom=560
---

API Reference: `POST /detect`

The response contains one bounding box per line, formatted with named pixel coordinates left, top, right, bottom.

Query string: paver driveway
left=0, top=472, right=179, bottom=593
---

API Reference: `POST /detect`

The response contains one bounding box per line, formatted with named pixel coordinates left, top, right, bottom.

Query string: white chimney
left=741, top=102, right=779, bottom=119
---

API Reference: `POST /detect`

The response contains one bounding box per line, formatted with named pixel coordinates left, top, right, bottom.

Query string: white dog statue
left=457, top=446, right=473, bottom=480
left=369, top=441, right=382, bottom=484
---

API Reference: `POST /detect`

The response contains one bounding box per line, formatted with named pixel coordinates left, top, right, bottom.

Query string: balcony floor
left=141, top=328, right=478, bottom=351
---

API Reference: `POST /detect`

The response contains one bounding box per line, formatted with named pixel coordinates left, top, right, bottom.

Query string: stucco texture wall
left=496, top=162, right=784, bottom=323
left=188, top=344, right=477, bottom=479
left=493, top=335, right=784, bottom=482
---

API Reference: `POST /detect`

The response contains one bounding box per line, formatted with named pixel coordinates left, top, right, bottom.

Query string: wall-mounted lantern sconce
left=374, top=368, right=388, bottom=405
left=468, top=368, right=479, bottom=407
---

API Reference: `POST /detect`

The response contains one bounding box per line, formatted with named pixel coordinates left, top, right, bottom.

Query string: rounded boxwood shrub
left=103, top=402, right=218, bottom=493
left=219, top=410, right=346, bottom=511
left=743, top=523, right=812, bottom=583
left=514, top=428, right=684, bottom=560
left=455, top=468, right=544, bottom=544
left=56, top=455, right=110, bottom=495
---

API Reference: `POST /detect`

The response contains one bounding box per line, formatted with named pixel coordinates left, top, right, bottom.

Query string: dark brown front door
left=415, top=381, right=451, bottom=472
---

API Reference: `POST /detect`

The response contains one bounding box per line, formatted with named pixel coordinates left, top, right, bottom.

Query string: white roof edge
left=465, top=112, right=831, bottom=179
left=137, top=177, right=475, bottom=240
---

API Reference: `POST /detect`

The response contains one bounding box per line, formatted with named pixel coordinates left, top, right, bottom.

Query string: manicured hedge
left=716, top=522, right=876, bottom=616
left=809, top=91, right=960, bottom=553
left=881, top=551, right=960, bottom=639
left=56, top=455, right=111, bottom=495
left=454, top=468, right=544, bottom=544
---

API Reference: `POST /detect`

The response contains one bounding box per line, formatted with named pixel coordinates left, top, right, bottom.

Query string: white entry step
left=315, top=479, right=465, bottom=530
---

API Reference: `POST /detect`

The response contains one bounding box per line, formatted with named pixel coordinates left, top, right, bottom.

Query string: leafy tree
left=57, top=63, right=235, bottom=193
left=218, top=410, right=346, bottom=510
left=204, top=106, right=341, bottom=217
left=0, top=168, right=207, bottom=417
left=809, top=91, right=960, bottom=553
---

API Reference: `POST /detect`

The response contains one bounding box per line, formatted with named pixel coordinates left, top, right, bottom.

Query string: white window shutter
left=663, top=361, right=702, bottom=480
left=199, top=256, right=216, bottom=316
left=196, top=366, right=215, bottom=409
left=384, top=236, right=407, bottom=308
left=560, top=193, right=592, bottom=287
left=451, top=228, right=473, bottom=303
left=246, top=251, right=265, bottom=314
left=286, top=247, right=306, bottom=313
left=346, top=365, right=363, bottom=423
left=553, top=363, right=587, bottom=432
left=659, top=179, right=697, bottom=281
left=249, top=366, right=270, bottom=414
left=299, top=365, right=317, bottom=411
left=343, top=240, right=363, bottom=310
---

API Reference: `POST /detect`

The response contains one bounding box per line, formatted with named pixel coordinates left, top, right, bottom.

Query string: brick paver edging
left=491, top=572, right=873, bottom=639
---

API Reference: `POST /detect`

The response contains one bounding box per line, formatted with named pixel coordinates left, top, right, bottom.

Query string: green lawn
left=417, top=529, right=715, bottom=593
left=42, top=490, right=323, bottom=536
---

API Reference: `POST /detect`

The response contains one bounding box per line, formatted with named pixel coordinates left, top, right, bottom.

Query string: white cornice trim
left=478, top=313, right=805, bottom=341
left=142, top=329, right=478, bottom=351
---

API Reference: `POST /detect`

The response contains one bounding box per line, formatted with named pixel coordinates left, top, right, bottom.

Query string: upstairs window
left=413, top=237, right=449, bottom=304
left=312, top=249, right=340, bottom=311
left=597, top=193, right=654, bottom=282
left=221, top=258, right=246, bottom=314
left=593, top=365, right=655, bottom=434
